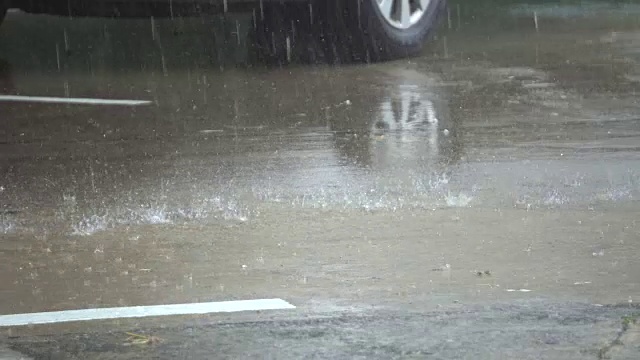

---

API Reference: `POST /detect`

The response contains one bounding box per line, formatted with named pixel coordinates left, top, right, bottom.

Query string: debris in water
left=431, top=264, right=451, bottom=271
left=324, top=99, right=352, bottom=110
left=125, top=332, right=163, bottom=346
left=476, top=270, right=492, bottom=277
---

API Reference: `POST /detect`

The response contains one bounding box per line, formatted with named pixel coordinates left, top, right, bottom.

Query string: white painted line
left=0, top=298, right=295, bottom=327
left=0, top=95, right=151, bottom=106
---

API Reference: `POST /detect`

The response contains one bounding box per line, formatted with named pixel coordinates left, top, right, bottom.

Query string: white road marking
left=0, top=95, right=151, bottom=106
left=0, top=298, right=295, bottom=327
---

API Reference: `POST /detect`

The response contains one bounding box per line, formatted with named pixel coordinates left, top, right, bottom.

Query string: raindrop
left=63, top=28, right=69, bottom=52
left=55, top=43, right=61, bottom=72
left=202, top=74, right=208, bottom=104
left=150, top=16, right=156, bottom=40
left=270, top=32, right=276, bottom=52
left=161, top=53, right=168, bottom=77
left=235, top=20, right=241, bottom=45
left=259, top=0, right=264, bottom=20
left=290, top=20, right=296, bottom=42
left=443, top=36, right=448, bottom=58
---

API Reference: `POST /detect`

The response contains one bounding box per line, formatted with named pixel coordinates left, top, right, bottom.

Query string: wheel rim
left=375, top=0, right=431, bottom=30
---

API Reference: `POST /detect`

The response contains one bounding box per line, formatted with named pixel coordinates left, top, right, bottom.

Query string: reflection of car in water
left=370, top=85, right=442, bottom=165
left=373, top=85, right=439, bottom=133
left=0, top=0, right=446, bottom=62
left=332, top=81, right=461, bottom=171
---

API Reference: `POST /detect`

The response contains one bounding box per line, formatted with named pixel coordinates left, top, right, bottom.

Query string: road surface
left=0, top=1, right=639, bottom=359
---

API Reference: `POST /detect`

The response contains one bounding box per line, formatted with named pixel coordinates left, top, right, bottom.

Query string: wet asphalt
left=1, top=1, right=640, bottom=359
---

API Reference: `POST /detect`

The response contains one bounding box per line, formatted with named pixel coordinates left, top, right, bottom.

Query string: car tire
left=347, top=0, right=447, bottom=61
left=253, top=0, right=446, bottom=64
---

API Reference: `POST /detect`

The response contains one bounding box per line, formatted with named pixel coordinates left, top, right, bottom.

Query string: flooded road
left=1, top=1, right=640, bottom=358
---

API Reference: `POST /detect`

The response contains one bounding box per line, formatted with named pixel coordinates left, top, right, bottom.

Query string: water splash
left=444, top=192, right=473, bottom=207
left=69, top=195, right=249, bottom=236
left=71, top=214, right=113, bottom=236
left=542, top=189, right=570, bottom=206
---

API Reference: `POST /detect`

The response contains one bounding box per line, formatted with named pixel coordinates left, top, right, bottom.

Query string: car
left=0, top=0, right=445, bottom=63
